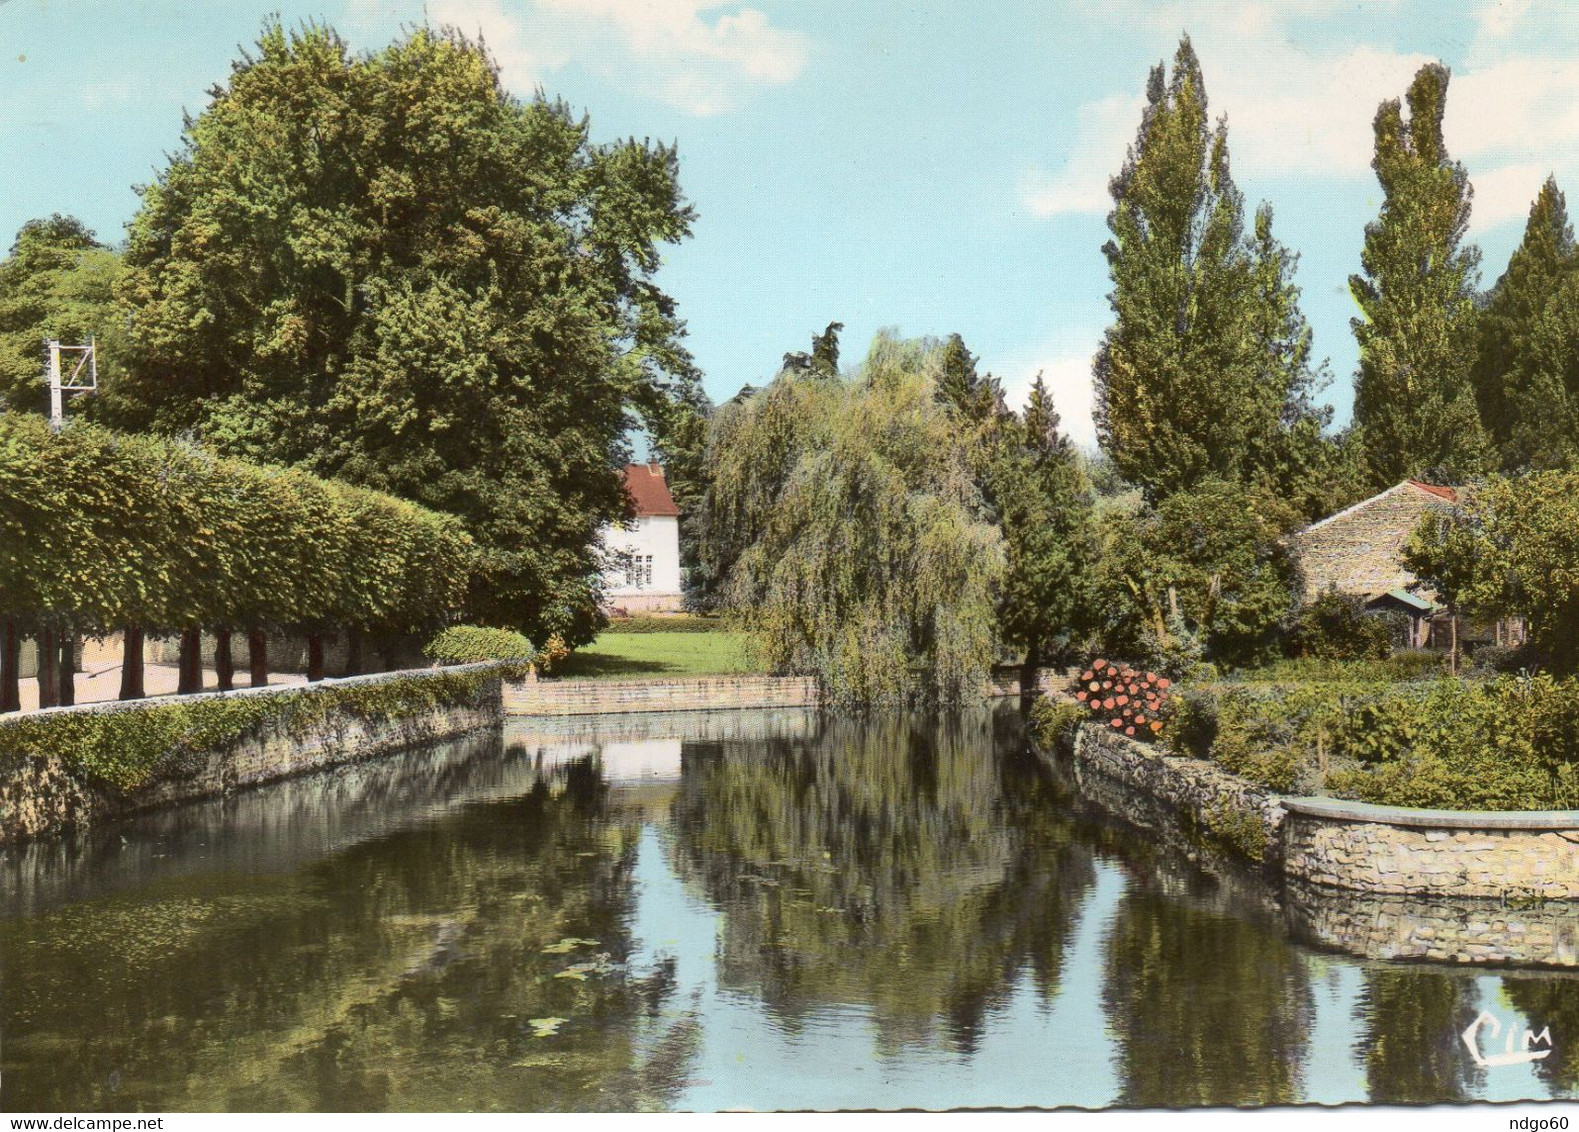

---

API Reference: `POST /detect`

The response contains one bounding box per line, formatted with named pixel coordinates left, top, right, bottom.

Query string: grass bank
left=548, top=631, right=764, bottom=681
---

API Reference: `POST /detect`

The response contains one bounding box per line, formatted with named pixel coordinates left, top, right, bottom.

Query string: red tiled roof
left=1407, top=480, right=1458, bottom=503
left=623, top=462, right=679, bottom=517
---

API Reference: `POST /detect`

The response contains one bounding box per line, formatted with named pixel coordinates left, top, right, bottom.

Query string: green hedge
left=0, top=667, right=497, bottom=793
left=0, top=412, right=474, bottom=641
left=424, top=625, right=534, bottom=665
left=1169, top=675, right=1579, bottom=810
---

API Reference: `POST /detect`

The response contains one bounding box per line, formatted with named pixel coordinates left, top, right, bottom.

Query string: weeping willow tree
left=698, top=332, right=1005, bottom=705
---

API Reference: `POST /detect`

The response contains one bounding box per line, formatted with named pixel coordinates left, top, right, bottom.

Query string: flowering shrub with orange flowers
left=1072, top=658, right=1174, bottom=740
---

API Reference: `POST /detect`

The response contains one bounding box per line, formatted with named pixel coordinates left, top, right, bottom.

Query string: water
left=2, top=705, right=1576, bottom=1111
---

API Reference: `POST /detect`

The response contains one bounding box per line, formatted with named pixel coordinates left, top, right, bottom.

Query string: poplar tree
left=1473, top=177, right=1579, bottom=470
left=1350, top=63, right=1488, bottom=487
left=1094, top=37, right=1328, bottom=508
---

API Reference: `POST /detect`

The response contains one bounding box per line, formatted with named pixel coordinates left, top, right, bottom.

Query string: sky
left=4, top=0, right=1579, bottom=447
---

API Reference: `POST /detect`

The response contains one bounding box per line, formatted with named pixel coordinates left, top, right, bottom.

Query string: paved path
left=12, top=663, right=307, bottom=713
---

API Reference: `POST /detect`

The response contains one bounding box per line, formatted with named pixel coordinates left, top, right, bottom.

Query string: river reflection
left=2, top=706, right=1575, bottom=1111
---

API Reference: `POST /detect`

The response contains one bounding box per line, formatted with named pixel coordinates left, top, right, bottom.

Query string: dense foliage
left=423, top=625, right=535, bottom=667
left=1094, top=478, right=1301, bottom=673
left=1285, top=591, right=1393, bottom=661
left=1093, top=37, right=1334, bottom=512
left=0, top=413, right=472, bottom=704
left=1472, top=178, right=1579, bottom=472
left=981, top=369, right=1099, bottom=674
left=1169, top=675, right=1579, bottom=809
left=1350, top=63, right=1488, bottom=487
left=696, top=332, right=1004, bottom=705
left=1405, top=471, right=1579, bottom=673
left=107, top=20, right=703, bottom=642
left=0, top=216, right=122, bottom=415
left=0, top=665, right=497, bottom=793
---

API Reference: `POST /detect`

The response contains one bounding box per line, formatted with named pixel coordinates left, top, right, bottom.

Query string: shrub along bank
left=1167, top=674, right=1579, bottom=811
left=0, top=413, right=474, bottom=710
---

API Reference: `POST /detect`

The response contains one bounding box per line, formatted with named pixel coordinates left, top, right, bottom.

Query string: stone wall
left=1282, top=796, right=1579, bottom=900
left=504, top=674, right=820, bottom=716
left=1048, top=724, right=1579, bottom=904
left=1070, top=723, right=1286, bottom=865
left=0, top=665, right=502, bottom=844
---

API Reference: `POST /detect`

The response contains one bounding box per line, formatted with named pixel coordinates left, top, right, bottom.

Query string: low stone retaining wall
left=1282, top=796, right=1579, bottom=900
left=1070, top=724, right=1286, bottom=864
left=506, top=666, right=1067, bottom=718
left=1051, top=723, right=1579, bottom=902
left=0, top=664, right=502, bottom=844
left=504, top=674, right=820, bottom=716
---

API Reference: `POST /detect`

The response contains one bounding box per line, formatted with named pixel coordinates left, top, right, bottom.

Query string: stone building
left=1290, top=480, right=1524, bottom=650
left=599, top=462, right=684, bottom=614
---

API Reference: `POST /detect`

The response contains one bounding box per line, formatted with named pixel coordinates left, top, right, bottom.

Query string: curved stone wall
left=1054, top=724, right=1579, bottom=902
left=1281, top=796, right=1579, bottom=900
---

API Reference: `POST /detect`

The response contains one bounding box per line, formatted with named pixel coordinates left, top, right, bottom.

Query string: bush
left=424, top=625, right=534, bottom=666
left=1028, top=697, right=1086, bottom=752
left=1467, top=642, right=1541, bottom=676
left=0, top=667, right=497, bottom=793
left=1287, top=591, right=1392, bottom=661
left=1223, top=652, right=1445, bottom=685
left=1071, top=657, right=1174, bottom=741
left=1173, top=674, right=1579, bottom=810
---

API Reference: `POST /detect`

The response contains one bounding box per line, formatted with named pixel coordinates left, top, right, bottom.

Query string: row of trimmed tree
left=0, top=413, right=474, bottom=711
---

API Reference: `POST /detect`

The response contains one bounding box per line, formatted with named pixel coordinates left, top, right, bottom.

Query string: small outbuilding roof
left=1290, top=479, right=1460, bottom=603
left=622, top=462, right=679, bottom=518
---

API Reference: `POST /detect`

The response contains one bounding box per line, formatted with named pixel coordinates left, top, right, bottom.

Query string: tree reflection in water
left=0, top=755, right=697, bottom=1112
left=1099, top=887, right=1313, bottom=1107
left=669, top=709, right=1097, bottom=1056
left=1354, top=970, right=1483, bottom=1105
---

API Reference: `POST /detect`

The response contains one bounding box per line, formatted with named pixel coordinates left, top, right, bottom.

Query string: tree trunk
left=248, top=628, right=268, bottom=688
left=306, top=633, right=326, bottom=683
left=0, top=622, right=20, bottom=713
left=119, top=626, right=146, bottom=701
left=37, top=628, right=58, bottom=709
left=56, top=635, right=75, bottom=707
left=344, top=627, right=363, bottom=677
left=177, top=628, right=204, bottom=694
left=214, top=628, right=234, bottom=692
left=1020, top=642, right=1043, bottom=704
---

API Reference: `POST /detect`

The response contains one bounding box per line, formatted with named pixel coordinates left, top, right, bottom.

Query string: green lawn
left=546, top=631, right=764, bottom=680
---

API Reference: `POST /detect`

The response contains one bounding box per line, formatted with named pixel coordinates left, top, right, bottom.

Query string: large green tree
left=0, top=216, right=122, bottom=415
left=1094, top=37, right=1330, bottom=507
left=697, top=332, right=1005, bottom=706
left=932, top=336, right=1096, bottom=676
left=109, top=21, right=702, bottom=643
left=1350, top=63, right=1488, bottom=487
left=1473, top=178, right=1579, bottom=471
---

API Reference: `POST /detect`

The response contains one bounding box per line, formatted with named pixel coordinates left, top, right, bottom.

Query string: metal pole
left=47, top=340, right=62, bottom=429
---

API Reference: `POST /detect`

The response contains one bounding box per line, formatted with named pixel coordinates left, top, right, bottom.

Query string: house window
left=626, top=555, right=654, bottom=588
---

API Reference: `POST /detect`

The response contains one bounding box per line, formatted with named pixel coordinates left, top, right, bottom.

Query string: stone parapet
left=503, top=674, right=820, bottom=716
left=1048, top=723, right=1579, bottom=902
left=0, top=664, right=502, bottom=844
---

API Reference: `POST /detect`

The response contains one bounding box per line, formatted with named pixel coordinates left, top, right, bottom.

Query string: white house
left=600, top=462, right=684, bottom=614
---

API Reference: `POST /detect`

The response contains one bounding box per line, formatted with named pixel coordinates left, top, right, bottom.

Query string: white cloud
left=427, top=0, right=810, bottom=115
left=1469, top=163, right=1551, bottom=231
left=999, top=345, right=1100, bottom=450
left=1474, top=0, right=1537, bottom=40
left=1026, top=2, right=1579, bottom=236
left=1019, top=94, right=1142, bottom=218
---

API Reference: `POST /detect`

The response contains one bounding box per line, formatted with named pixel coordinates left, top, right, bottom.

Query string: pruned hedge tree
left=0, top=413, right=474, bottom=710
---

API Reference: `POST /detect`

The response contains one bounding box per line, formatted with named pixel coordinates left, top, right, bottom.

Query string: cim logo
left=1462, top=1010, right=1554, bottom=1067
